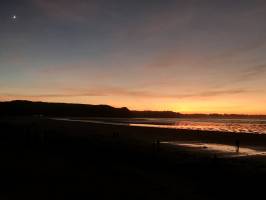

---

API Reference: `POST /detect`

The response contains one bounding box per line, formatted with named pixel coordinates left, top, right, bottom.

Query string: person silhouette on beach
left=235, top=139, right=240, bottom=153
left=156, top=140, right=160, bottom=152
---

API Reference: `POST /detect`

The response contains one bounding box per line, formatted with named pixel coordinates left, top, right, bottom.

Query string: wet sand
left=1, top=117, right=266, bottom=199
left=53, top=118, right=266, bottom=157
left=162, top=141, right=266, bottom=157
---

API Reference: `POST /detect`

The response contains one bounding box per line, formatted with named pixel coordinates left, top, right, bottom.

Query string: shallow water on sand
left=53, top=117, right=266, bottom=134
left=129, top=118, right=266, bottom=134
left=52, top=118, right=266, bottom=157
left=162, top=141, right=266, bottom=157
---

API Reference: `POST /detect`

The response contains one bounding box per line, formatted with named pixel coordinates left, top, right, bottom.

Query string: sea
left=54, top=117, right=266, bottom=134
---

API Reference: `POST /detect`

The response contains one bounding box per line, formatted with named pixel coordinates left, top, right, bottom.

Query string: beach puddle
left=52, top=118, right=266, bottom=157
left=162, top=142, right=266, bottom=157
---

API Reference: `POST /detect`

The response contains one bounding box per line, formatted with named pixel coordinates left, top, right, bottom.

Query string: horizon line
left=2, top=99, right=266, bottom=116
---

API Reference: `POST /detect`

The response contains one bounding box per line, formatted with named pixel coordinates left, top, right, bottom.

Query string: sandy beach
left=1, top=117, right=266, bottom=199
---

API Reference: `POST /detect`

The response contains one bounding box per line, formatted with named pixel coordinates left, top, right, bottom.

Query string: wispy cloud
left=237, top=64, right=266, bottom=81
left=125, top=1, right=195, bottom=38
left=0, top=87, right=251, bottom=100
left=208, top=40, right=266, bottom=64
left=32, top=0, right=101, bottom=21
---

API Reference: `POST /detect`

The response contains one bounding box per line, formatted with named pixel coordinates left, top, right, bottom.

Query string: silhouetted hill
left=0, top=101, right=181, bottom=118
left=0, top=101, right=131, bottom=117
left=1, top=100, right=264, bottom=118
left=132, top=111, right=181, bottom=118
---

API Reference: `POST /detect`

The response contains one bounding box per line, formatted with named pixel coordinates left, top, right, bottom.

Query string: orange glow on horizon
left=1, top=94, right=266, bottom=115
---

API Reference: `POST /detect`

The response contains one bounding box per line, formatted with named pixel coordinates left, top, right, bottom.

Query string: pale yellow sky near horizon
left=1, top=93, right=266, bottom=115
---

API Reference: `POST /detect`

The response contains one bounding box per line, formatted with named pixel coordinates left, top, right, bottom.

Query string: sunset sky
left=1, top=0, right=266, bottom=114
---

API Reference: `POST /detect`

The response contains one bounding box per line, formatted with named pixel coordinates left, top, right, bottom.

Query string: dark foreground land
left=1, top=117, right=266, bottom=199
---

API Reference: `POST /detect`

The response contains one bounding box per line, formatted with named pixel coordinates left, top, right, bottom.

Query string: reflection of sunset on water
left=173, top=120, right=266, bottom=134
left=53, top=117, right=266, bottom=134
left=162, top=142, right=266, bottom=157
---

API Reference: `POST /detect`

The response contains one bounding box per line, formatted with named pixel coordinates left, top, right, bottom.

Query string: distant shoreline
left=49, top=117, right=266, bottom=148
left=52, top=117, right=266, bottom=135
